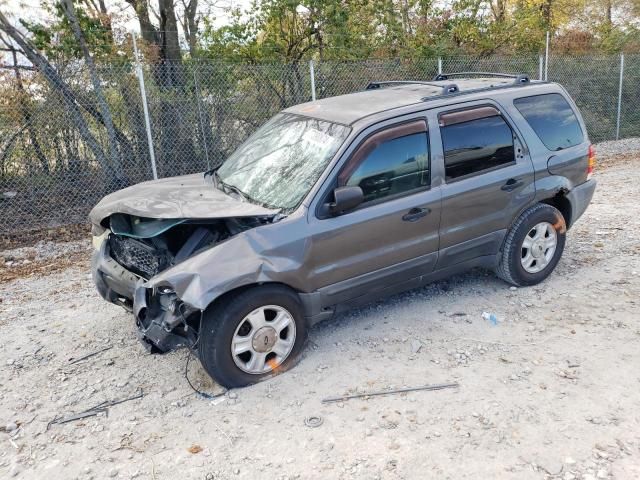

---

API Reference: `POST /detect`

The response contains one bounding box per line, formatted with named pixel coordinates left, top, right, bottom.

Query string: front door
left=305, top=116, right=442, bottom=305
left=428, top=102, right=536, bottom=269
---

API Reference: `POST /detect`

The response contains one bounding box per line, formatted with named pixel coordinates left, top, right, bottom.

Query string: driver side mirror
left=329, top=185, right=364, bottom=215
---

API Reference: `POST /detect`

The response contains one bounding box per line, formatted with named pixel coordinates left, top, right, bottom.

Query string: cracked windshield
left=217, top=113, right=350, bottom=210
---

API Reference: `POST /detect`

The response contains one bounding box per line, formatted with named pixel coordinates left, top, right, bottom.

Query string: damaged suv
left=91, top=72, right=596, bottom=388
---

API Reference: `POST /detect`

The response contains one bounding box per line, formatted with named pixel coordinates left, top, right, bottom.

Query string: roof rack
left=433, top=72, right=530, bottom=85
left=366, top=80, right=460, bottom=95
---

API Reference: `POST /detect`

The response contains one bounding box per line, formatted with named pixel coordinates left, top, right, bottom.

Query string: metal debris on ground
left=68, top=345, right=113, bottom=364
left=304, top=415, right=324, bottom=428
left=322, top=382, right=459, bottom=404
left=47, top=389, right=144, bottom=429
left=47, top=408, right=108, bottom=428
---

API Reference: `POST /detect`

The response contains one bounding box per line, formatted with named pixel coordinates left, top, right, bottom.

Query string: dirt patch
left=0, top=239, right=91, bottom=284
left=0, top=159, right=639, bottom=479
left=0, top=223, right=89, bottom=251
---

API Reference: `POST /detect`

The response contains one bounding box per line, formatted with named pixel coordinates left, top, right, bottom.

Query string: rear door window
left=439, top=110, right=515, bottom=181
left=514, top=93, right=584, bottom=151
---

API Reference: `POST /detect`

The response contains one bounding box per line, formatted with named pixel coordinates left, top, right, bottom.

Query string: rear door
left=513, top=92, right=589, bottom=187
left=305, top=115, right=441, bottom=305
left=428, top=101, right=536, bottom=269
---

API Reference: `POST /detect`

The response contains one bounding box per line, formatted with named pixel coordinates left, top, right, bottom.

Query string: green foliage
left=197, top=0, right=640, bottom=62
left=20, top=1, right=116, bottom=61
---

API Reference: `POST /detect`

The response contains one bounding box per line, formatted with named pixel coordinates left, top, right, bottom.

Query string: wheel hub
left=230, top=305, right=297, bottom=375
left=251, top=326, right=278, bottom=353
left=520, top=221, right=558, bottom=274
left=531, top=240, right=545, bottom=258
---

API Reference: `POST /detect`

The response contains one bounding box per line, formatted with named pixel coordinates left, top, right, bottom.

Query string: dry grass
left=0, top=249, right=89, bottom=284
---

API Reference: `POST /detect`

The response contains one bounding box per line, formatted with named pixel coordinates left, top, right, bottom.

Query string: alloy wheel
left=230, top=305, right=297, bottom=374
left=520, top=221, right=558, bottom=274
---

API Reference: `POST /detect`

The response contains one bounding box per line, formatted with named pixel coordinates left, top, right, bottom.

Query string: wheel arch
left=540, top=192, right=572, bottom=229
left=500, top=197, right=567, bottom=256
left=496, top=201, right=567, bottom=286
left=203, top=281, right=304, bottom=314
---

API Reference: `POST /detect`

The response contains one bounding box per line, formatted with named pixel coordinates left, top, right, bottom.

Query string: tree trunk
left=127, top=0, right=199, bottom=175
left=62, top=0, right=126, bottom=189
left=541, top=0, right=553, bottom=29
left=0, top=11, right=110, bottom=180
left=181, top=0, right=199, bottom=57
left=121, top=82, right=150, bottom=180
left=5, top=42, right=49, bottom=174
left=126, top=0, right=159, bottom=46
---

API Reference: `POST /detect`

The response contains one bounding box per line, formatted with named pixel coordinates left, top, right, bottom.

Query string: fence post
left=544, top=31, right=550, bottom=81
left=438, top=57, right=442, bottom=75
left=131, top=33, right=158, bottom=180
left=539, top=54, right=544, bottom=80
left=616, top=53, right=625, bottom=140
left=192, top=65, right=211, bottom=170
left=309, top=60, right=316, bottom=101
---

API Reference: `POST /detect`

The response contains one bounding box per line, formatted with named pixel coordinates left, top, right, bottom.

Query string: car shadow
left=309, top=267, right=506, bottom=340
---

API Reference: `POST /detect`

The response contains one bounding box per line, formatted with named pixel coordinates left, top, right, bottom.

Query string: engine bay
left=106, top=213, right=273, bottom=279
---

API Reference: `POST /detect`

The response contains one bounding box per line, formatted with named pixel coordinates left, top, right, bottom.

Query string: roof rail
left=433, top=72, right=530, bottom=85
left=366, top=80, right=460, bottom=95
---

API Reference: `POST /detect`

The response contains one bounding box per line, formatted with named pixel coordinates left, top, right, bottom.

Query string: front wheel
left=198, top=285, right=308, bottom=388
left=497, top=203, right=566, bottom=287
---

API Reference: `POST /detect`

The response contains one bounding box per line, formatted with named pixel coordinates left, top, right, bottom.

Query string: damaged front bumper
left=132, top=284, right=198, bottom=353
left=92, top=234, right=199, bottom=353
left=91, top=236, right=138, bottom=310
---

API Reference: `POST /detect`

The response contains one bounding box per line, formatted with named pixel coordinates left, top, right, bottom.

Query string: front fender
left=144, top=227, right=309, bottom=311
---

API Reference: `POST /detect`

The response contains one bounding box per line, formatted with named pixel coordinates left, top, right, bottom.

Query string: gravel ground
left=592, top=137, right=640, bottom=157
left=1, top=143, right=639, bottom=480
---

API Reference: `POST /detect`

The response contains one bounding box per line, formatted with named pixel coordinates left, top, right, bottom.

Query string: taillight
left=587, top=144, right=595, bottom=179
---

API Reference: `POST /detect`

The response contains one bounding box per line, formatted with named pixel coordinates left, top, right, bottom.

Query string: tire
left=198, top=284, right=308, bottom=388
left=496, top=203, right=566, bottom=287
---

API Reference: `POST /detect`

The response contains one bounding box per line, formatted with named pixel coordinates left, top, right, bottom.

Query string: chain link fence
left=0, top=54, right=635, bottom=235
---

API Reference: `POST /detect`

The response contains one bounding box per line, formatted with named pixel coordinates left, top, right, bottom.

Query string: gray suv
left=90, top=72, right=597, bottom=388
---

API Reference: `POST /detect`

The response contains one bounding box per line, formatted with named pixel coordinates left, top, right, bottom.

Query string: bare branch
left=0, top=63, right=36, bottom=71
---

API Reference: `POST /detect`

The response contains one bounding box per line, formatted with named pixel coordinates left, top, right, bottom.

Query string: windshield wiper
left=213, top=171, right=251, bottom=203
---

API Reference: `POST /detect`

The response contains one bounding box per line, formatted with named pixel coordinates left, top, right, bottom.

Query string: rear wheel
left=497, top=203, right=566, bottom=286
left=198, top=285, right=307, bottom=388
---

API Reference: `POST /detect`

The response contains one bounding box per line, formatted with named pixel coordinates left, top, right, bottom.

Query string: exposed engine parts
left=93, top=213, right=276, bottom=354
left=106, top=214, right=272, bottom=280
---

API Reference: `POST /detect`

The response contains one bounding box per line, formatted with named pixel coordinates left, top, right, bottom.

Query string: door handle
left=402, top=207, right=430, bottom=222
left=501, top=178, right=524, bottom=192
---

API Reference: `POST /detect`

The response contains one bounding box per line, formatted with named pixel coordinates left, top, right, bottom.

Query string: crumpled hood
left=89, top=173, right=279, bottom=223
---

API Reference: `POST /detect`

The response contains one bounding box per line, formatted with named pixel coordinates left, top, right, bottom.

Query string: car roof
left=284, top=78, right=546, bottom=125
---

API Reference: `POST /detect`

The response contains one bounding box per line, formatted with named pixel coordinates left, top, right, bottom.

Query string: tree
left=62, top=0, right=125, bottom=184
left=0, top=34, right=49, bottom=174
left=0, top=10, right=110, bottom=177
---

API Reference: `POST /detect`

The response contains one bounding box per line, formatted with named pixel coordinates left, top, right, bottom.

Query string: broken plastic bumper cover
left=91, top=239, right=139, bottom=309
left=132, top=283, right=198, bottom=353
left=92, top=239, right=198, bottom=353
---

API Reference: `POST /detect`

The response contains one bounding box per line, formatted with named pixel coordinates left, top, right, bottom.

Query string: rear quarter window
left=513, top=93, right=584, bottom=151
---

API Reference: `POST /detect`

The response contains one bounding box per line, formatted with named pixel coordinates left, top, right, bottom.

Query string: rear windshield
left=513, top=93, right=584, bottom=151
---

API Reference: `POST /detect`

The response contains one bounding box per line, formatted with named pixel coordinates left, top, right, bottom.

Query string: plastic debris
left=482, top=312, right=498, bottom=325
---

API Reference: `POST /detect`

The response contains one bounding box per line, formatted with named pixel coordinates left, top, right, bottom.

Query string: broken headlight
left=92, top=228, right=110, bottom=251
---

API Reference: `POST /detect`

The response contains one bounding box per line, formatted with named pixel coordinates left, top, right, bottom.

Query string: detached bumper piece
left=132, top=285, right=199, bottom=353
